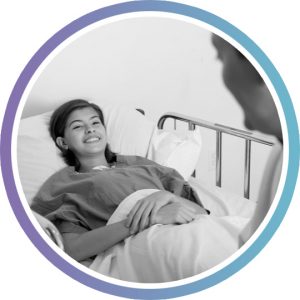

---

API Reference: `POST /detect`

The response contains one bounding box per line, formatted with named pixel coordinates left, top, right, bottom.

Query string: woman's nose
left=85, top=125, right=95, bottom=133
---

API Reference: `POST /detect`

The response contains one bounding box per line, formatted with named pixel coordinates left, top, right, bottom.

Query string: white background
left=20, top=11, right=273, bottom=201
left=0, top=1, right=299, bottom=299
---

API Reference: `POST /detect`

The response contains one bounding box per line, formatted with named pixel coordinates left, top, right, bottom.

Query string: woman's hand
left=154, top=202, right=197, bottom=225
left=125, top=191, right=177, bottom=234
left=33, top=211, right=64, bottom=250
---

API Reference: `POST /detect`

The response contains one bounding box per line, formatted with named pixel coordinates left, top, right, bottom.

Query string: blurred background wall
left=23, top=17, right=275, bottom=201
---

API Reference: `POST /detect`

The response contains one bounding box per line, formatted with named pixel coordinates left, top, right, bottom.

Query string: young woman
left=31, top=99, right=208, bottom=265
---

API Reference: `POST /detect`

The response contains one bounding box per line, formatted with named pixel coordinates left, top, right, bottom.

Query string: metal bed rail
left=158, top=112, right=274, bottom=199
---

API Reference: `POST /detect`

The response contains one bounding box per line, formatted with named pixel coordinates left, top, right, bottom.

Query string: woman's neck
left=78, top=155, right=109, bottom=173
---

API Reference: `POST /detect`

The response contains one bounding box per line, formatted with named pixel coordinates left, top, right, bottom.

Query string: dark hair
left=49, top=99, right=116, bottom=169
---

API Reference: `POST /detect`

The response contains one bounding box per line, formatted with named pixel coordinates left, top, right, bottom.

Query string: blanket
left=89, top=189, right=250, bottom=283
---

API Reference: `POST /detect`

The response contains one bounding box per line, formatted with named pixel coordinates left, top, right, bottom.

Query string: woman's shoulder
left=41, top=166, right=74, bottom=186
left=31, top=166, right=71, bottom=208
left=116, top=154, right=156, bottom=166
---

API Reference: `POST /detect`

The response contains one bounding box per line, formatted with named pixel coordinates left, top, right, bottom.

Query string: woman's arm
left=153, top=202, right=197, bottom=225
left=62, top=220, right=130, bottom=262
left=126, top=191, right=208, bottom=233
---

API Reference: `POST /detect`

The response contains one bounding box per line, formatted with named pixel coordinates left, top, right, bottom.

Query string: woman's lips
left=84, top=136, right=100, bottom=143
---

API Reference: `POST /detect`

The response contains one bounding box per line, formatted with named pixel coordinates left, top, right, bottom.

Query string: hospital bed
left=158, top=112, right=274, bottom=199
left=17, top=102, right=279, bottom=282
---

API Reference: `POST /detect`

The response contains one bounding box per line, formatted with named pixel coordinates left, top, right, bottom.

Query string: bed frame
left=158, top=113, right=274, bottom=199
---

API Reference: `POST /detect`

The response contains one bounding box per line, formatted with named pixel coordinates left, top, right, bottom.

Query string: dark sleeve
left=121, top=155, right=158, bottom=166
left=158, top=165, right=206, bottom=208
left=55, top=220, right=89, bottom=234
left=30, top=168, right=67, bottom=215
left=32, top=194, right=91, bottom=234
left=30, top=170, right=92, bottom=234
left=123, top=155, right=208, bottom=210
left=31, top=192, right=64, bottom=215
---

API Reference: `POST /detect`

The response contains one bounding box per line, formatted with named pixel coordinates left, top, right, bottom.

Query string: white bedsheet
left=89, top=189, right=253, bottom=283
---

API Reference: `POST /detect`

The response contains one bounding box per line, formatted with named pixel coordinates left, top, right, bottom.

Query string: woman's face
left=211, top=34, right=282, bottom=139
left=58, top=107, right=107, bottom=159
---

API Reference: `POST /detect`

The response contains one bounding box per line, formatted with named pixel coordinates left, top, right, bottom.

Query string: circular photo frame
left=1, top=1, right=299, bottom=299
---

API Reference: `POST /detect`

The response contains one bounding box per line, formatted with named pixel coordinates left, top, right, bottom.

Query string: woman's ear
left=56, top=137, right=68, bottom=150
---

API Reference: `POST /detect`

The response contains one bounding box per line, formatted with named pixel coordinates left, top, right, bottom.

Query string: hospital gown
left=31, top=155, right=205, bottom=235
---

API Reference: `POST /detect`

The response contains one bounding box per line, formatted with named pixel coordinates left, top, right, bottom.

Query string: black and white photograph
left=0, top=1, right=299, bottom=300
left=17, top=16, right=283, bottom=281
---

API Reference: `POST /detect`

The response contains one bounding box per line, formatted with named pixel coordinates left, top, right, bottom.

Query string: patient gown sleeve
left=157, top=164, right=206, bottom=208
left=32, top=192, right=91, bottom=234
left=30, top=167, right=110, bottom=234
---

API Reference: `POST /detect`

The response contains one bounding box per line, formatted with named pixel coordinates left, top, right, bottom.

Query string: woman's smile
left=59, top=107, right=108, bottom=159
left=84, top=135, right=101, bottom=144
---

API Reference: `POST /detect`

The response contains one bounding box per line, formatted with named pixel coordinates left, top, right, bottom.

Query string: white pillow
left=147, top=128, right=202, bottom=180
left=103, top=104, right=155, bottom=157
left=17, top=104, right=155, bottom=204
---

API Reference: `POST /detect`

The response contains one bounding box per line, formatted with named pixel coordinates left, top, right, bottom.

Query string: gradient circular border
left=1, top=1, right=299, bottom=299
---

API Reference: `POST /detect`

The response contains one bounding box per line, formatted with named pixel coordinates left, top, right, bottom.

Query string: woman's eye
left=92, top=121, right=101, bottom=125
left=73, top=125, right=82, bottom=130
